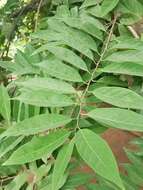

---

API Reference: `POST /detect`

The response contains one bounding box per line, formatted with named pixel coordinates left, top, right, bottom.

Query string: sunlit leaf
left=4, top=130, right=70, bottom=165
left=0, top=85, right=11, bottom=123
left=88, top=108, right=143, bottom=131
left=37, top=58, right=83, bottom=82
left=16, top=77, right=76, bottom=94
left=92, top=86, right=143, bottom=109
left=75, top=129, right=124, bottom=190
left=52, top=140, right=74, bottom=190
left=14, top=90, right=74, bottom=107
left=0, top=114, right=71, bottom=138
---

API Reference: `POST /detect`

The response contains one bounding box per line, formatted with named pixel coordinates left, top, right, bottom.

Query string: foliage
left=87, top=137, right=143, bottom=190
left=1, top=0, right=143, bottom=189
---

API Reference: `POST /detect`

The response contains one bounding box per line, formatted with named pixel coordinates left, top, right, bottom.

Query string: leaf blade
left=100, top=62, right=143, bottom=77
left=0, top=85, right=11, bottom=123
left=38, top=58, right=82, bottom=82
left=4, top=130, right=70, bottom=165
left=88, top=108, right=143, bottom=131
left=45, top=46, right=88, bottom=71
left=52, top=140, right=74, bottom=190
left=92, top=86, right=143, bottom=109
left=14, top=90, right=74, bottom=107
left=0, top=114, right=71, bottom=138
left=75, top=129, right=124, bottom=190
left=16, top=77, right=76, bottom=94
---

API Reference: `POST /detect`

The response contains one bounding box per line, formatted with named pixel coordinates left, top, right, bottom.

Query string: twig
left=11, top=0, right=43, bottom=18
left=76, top=14, right=118, bottom=130
left=0, top=0, right=47, bottom=59
left=127, top=26, right=140, bottom=39
left=0, top=5, right=26, bottom=59
left=0, top=176, right=15, bottom=183
left=34, top=0, right=43, bottom=31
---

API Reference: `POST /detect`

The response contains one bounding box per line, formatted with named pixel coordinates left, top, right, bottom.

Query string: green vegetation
left=1, top=0, right=143, bottom=189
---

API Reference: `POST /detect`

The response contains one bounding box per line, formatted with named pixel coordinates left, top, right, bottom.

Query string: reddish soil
left=102, top=129, right=136, bottom=164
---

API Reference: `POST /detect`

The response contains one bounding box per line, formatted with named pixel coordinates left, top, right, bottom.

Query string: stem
left=34, top=0, right=43, bottom=31
left=76, top=15, right=118, bottom=130
left=127, top=26, right=140, bottom=39
left=0, top=176, right=15, bottom=183
left=17, top=102, right=22, bottom=122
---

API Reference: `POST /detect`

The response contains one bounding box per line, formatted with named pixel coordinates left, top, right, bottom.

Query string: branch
left=11, top=0, right=47, bottom=18
left=1, top=0, right=51, bottom=58
left=127, top=26, right=140, bottom=39
left=75, top=14, right=118, bottom=129
left=34, top=0, right=44, bottom=31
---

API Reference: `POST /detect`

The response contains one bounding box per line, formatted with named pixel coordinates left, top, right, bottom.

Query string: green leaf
left=104, top=50, right=143, bottom=66
left=124, top=164, right=143, bottom=186
left=4, top=130, right=70, bottom=165
left=56, top=5, right=70, bottom=17
left=14, top=90, right=74, bottom=107
left=87, top=184, right=112, bottom=190
left=47, top=19, right=97, bottom=58
left=78, top=22, right=103, bottom=41
left=52, top=140, right=74, bottom=190
left=75, top=129, right=124, bottom=190
left=101, top=0, right=119, bottom=16
left=89, top=185, right=106, bottom=190
left=34, top=24, right=95, bottom=58
left=92, top=87, right=143, bottom=109
left=32, top=29, right=60, bottom=41
left=38, top=58, right=82, bottom=82
left=36, top=41, right=93, bottom=61
left=14, top=49, right=30, bottom=67
left=40, top=173, right=67, bottom=190
left=36, top=164, right=52, bottom=181
left=88, top=108, right=143, bottom=131
left=0, top=136, right=24, bottom=159
left=0, top=85, right=11, bottom=123
left=80, top=0, right=102, bottom=9
left=97, top=76, right=127, bottom=87
left=80, top=13, right=105, bottom=31
left=0, top=114, right=71, bottom=138
left=110, top=37, right=143, bottom=51
left=122, top=175, right=138, bottom=190
left=5, top=172, right=28, bottom=190
left=62, top=173, right=94, bottom=189
left=118, top=0, right=143, bottom=25
left=44, top=46, right=88, bottom=71
left=125, top=150, right=143, bottom=170
left=100, top=62, right=143, bottom=77
left=16, top=78, right=76, bottom=94
left=0, top=61, right=18, bottom=72
left=24, top=44, right=40, bottom=64
left=0, top=61, right=39, bottom=75
left=87, top=0, right=119, bottom=18
left=61, top=14, right=104, bottom=40
left=12, top=50, right=39, bottom=75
